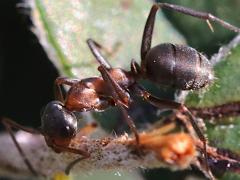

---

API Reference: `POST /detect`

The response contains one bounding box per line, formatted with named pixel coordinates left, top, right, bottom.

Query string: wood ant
left=2, top=3, right=240, bottom=178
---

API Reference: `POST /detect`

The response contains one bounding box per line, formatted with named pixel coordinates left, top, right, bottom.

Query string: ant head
left=40, top=101, right=78, bottom=140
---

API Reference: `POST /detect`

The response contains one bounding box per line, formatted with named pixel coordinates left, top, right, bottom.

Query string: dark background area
left=0, top=0, right=58, bottom=129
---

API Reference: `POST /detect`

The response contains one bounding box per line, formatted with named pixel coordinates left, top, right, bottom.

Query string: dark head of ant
left=40, top=101, right=78, bottom=142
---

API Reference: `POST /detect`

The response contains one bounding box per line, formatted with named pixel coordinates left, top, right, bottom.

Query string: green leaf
left=32, top=0, right=185, bottom=78
left=186, top=36, right=240, bottom=179
left=186, top=44, right=240, bottom=108
left=221, top=172, right=240, bottom=180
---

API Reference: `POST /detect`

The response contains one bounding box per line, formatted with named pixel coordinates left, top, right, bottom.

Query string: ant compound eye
left=40, top=101, right=78, bottom=140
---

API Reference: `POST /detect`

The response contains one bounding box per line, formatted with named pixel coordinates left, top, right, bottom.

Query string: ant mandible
left=2, top=3, right=240, bottom=177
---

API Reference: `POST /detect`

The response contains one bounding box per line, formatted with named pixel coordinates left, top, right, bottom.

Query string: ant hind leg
left=157, top=3, right=240, bottom=33
left=131, top=84, right=213, bottom=178
left=98, top=65, right=140, bottom=145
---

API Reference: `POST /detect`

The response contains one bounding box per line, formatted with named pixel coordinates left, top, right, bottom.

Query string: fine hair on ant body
left=2, top=3, right=240, bottom=178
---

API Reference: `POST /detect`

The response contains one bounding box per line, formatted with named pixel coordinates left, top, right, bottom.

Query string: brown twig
left=196, top=139, right=240, bottom=175
left=190, top=101, right=240, bottom=120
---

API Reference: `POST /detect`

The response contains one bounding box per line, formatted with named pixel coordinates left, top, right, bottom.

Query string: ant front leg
left=131, top=84, right=215, bottom=179
left=87, top=38, right=112, bottom=69
left=62, top=124, right=99, bottom=175
left=65, top=156, right=89, bottom=175
left=97, top=65, right=139, bottom=145
left=1, top=118, right=40, bottom=176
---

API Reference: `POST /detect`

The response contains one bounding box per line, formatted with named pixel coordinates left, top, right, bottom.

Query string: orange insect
left=138, top=123, right=196, bottom=169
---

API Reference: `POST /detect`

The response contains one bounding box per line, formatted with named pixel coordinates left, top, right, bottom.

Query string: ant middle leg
left=1, top=118, right=40, bottom=176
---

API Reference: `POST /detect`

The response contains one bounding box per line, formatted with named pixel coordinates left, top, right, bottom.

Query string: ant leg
left=131, top=84, right=211, bottom=177
left=65, top=156, right=89, bottom=175
left=140, top=4, right=158, bottom=67
left=1, top=118, right=40, bottom=176
left=118, top=105, right=139, bottom=145
left=130, top=59, right=142, bottom=77
left=156, top=3, right=240, bottom=33
left=54, top=77, right=79, bottom=102
left=47, top=140, right=90, bottom=175
left=98, top=65, right=139, bottom=144
left=98, top=67, right=131, bottom=108
left=87, top=38, right=112, bottom=69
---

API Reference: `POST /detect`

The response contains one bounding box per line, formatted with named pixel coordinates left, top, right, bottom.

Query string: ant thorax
left=108, top=68, right=135, bottom=88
